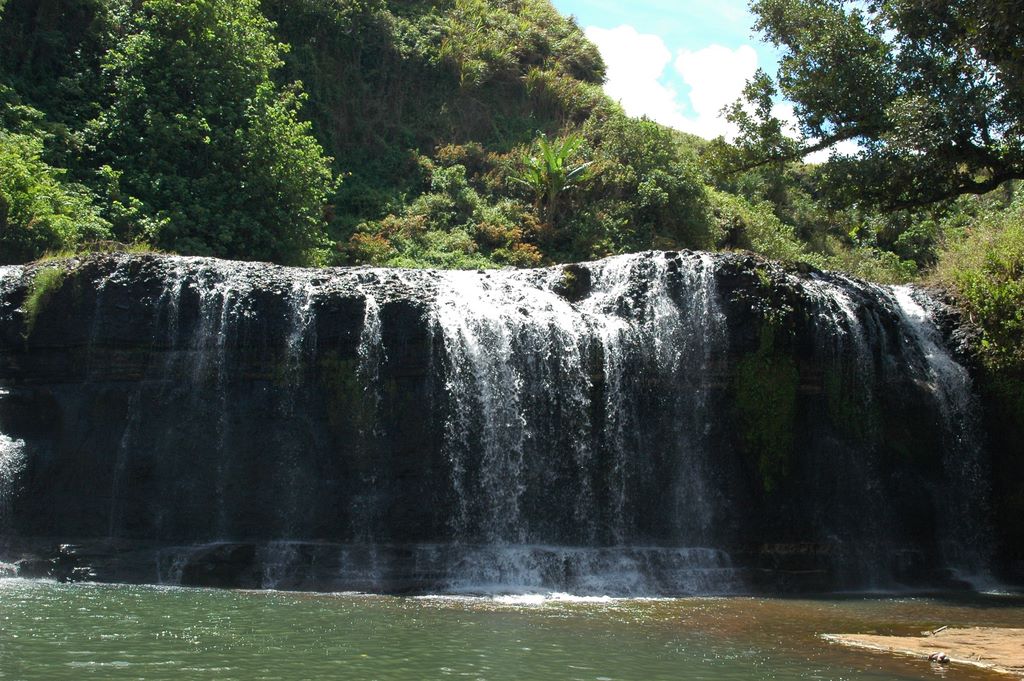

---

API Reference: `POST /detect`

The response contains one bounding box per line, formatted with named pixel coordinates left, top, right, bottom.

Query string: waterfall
left=433, top=253, right=726, bottom=545
left=889, top=286, right=991, bottom=583
left=429, top=252, right=734, bottom=591
left=355, top=282, right=384, bottom=433
left=797, top=274, right=889, bottom=586
left=0, top=252, right=998, bottom=594
left=285, top=274, right=319, bottom=385
left=0, top=429, right=25, bottom=520
left=577, top=253, right=725, bottom=545
left=0, top=267, right=25, bottom=525
left=434, top=268, right=593, bottom=543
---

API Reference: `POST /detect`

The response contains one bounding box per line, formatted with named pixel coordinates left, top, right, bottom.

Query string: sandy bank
left=823, top=627, right=1024, bottom=677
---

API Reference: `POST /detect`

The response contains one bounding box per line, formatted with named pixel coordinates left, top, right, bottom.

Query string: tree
left=94, top=0, right=335, bottom=264
left=725, top=0, right=1023, bottom=211
left=578, top=115, right=713, bottom=254
left=0, top=130, right=110, bottom=263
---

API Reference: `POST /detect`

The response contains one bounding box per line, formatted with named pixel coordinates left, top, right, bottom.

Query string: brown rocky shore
left=824, top=627, right=1024, bottom=677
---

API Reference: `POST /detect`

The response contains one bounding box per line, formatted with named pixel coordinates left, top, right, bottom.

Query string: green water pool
left=1, top=579, right=1020, bottom=680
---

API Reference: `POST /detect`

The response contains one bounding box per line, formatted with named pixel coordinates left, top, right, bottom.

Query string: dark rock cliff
left=0, top=252, right=1010, bottom=593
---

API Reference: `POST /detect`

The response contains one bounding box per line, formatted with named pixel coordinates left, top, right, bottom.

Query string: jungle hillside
left=0, top=1, right=1021, bottom=388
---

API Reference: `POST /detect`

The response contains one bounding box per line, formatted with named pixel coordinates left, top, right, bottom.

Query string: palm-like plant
left=512, top=133, right=592, bottom=223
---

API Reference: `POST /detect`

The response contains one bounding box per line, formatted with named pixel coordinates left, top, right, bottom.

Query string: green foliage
left=705, top=145, right=927, bottom=281
left=729, top=0, right=1024, bottom=210
left=344, top=110, right=722, bottom=268
left=36, top=240, right=160, bottom=262
left=261, top=0, right=605, bottom=251
left=708, top=189, right=807, bottom=263
left=934, top=190, right=1024, bottom=537
left=439, top=0, right=603, bottom=88
left=935, top=193, right=1024, bottom=372
left=564, top=114, right=713, bottom=259
left=821, top=242, right=918, bottom=284
left=0, top=0, right=111, bottom=154
left=21, top=265, right=66, bottom=336
left=511, top=133, right=591, bottom=223
left=0, top=130, right=110, bottom=264
left=0, top=0, right=1017, bottom=302
left=348, top=161, right=541, bottom=269
left=260, top=0, right=444, bottom=186
left=94, top=0, right=335, bottom=265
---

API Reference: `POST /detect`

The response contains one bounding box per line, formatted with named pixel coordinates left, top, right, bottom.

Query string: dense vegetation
left=0, top=1, right=1020, bottom=368
left=0, top=0, right=985, bottom=276
left=725, top=0, right=1022, bottom=210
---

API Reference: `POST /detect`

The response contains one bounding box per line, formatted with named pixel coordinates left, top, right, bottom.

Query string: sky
left=550, top=0, right=785, bottom=140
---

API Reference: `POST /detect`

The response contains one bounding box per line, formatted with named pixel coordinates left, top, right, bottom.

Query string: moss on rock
left=318, top=353, right=375, bottom=438
left=734, top=325, right=800, bottom=493
left=824, top=366, right=874, bottom=442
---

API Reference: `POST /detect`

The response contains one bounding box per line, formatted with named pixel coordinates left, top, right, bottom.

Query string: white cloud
left=673, top=44, right=758, bottom=138
left=769, top=102, right=800, bottom=139
left=584, top=25, right=690, bottom=130
left=584, top=27, right=762, bottom=139
left=584, top=24, right=862, bottom=156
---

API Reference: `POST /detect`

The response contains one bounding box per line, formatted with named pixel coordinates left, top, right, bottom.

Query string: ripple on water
left=0, top=579, right=1020, bottom=681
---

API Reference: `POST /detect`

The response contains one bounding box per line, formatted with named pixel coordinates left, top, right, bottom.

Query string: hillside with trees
left=3, top=0, right=1012, bottom=275
left=0, top=0, right=1020, bottom=350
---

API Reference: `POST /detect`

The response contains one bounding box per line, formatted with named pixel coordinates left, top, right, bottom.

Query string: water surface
left=1, top=579, right=1021, bottom=680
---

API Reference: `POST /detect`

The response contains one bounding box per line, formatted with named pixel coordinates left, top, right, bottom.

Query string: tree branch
left=885, top=171, right=1023, bottom=211
left=726, top=127, right=870, bottom=175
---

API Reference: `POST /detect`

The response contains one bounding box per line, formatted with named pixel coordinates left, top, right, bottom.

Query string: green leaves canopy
left=0, top=130, right=110, bottom=264
left=728, top=0, right=1024, bottom=210
left=95, top=0, right=335, bottom=264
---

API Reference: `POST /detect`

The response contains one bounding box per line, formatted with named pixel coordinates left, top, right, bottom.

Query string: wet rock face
left=0, top=252, right=1004, bottom=594
left=550, top=263, right=593, bottom=302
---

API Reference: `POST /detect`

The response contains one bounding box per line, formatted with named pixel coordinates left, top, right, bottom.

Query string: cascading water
left=355, top=282, right=384, bottom=434
left=427, top=253, right=738, bottom=593
left=434, top=268, right=592, bottom=543
left=0, top=429, right=25, bottom=519
left=800, top=273, right=894, bottom=587
left=888, top=286, right=991, bottom=584
left=0, top=252, right=996, bottom=594
left=0, top=267, right=25, bottom=525
left=576, top=253, right=726, bottom=546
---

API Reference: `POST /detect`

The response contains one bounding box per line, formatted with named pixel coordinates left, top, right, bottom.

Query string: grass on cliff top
left=35, top=241, right=163, bottom=263
left=22, top=266, right=66, bottom=338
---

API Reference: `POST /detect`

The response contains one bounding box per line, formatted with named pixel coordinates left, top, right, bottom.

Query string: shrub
left=347, top=162, right=538, bottom=268
left=708, top=189, right=805, bottom=263
left=95, top=0, right=335, bottom=265
left=934, top=194, right=1024, bottom=372
left=0, top=131, right=110, bottom=264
